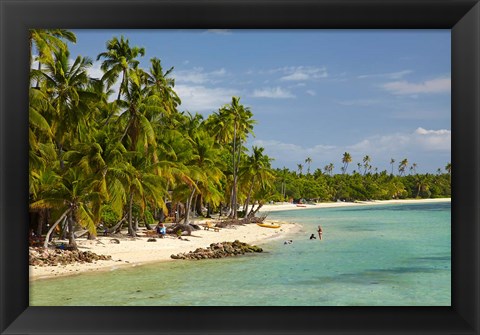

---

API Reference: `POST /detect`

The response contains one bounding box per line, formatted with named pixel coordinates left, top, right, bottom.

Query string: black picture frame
left=1, top=0, right=478, bottom=334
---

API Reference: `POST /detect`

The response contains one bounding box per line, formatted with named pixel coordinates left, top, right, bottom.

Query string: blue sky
left=69, top=29, right=451, bottom=174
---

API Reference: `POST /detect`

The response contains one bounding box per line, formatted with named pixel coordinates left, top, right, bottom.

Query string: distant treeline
left=271, top=165, right=451, bottom=203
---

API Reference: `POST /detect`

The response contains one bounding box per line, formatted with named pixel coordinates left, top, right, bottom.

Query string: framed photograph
left=1, top=0, right=478, bottom=334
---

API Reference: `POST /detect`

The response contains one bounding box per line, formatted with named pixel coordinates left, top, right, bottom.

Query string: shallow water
left=30, top=201, right=451, bottom=306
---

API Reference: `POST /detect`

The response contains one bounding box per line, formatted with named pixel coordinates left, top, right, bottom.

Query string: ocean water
left=30, top=201, right=451, bottom=306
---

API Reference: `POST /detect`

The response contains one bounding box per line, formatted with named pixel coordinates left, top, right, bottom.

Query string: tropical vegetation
left=28, top=30, right=451, bottom=248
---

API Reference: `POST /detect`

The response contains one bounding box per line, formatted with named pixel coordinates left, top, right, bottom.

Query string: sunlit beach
left=28, top=29, right=451, bottom=306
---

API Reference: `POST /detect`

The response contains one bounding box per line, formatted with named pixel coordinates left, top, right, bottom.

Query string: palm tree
left=412, top=163, right=418, bottom=175
left=445, top=162, right=451, bottom=184
left=324, top=163, right=334, bottom=176
left=398, top=158, right=408, bottom=176
left=240, top=146, right=274, bottom=217
left=297, top=164, right=304, bottom=176
left=97, top=36, right=145, bottom=103
left=31, top=167, right=106, bottom=248
left=362, top=155, right=371, bottom=175
left=342, top=152, right=352, bottom=174
left=144, top=57, right=181, bottom=117
left=29, top=29, right=76, bottom=84
left=279, top=167, right=289, bottom=200
left=124, top=154, right=168, bottom=236
left=183, top=130, right=225, bottom=224
left=206, top=97, right=255, bottom=219
left=37, top=49, right=94, bottom=168
left=445, top=162, right=451, bottom=175
left=415, top=174, right=430, bottom=198
left=390, top=158, right=396, bottom=175
left=305, top=157, right=312, bottom=175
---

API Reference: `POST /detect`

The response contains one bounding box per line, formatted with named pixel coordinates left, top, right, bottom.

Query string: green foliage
left=271, top=167, right=450, bottom=202
left=28, top=30, right=451, bottom=245
left=100, top=205, right=120, bottom=227
left=144, top=210, right=155, bottom=226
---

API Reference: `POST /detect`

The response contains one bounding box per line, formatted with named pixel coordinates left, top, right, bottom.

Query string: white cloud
left=413, top=127, right=451, bottom=151
left=251, top=139, right=336, bottom=166
left=358, top=70, right=412, bottom=80
left=251, top=87, right=295, bottom=99
left=205, top=29, right=232, bottom=35
left=382, top=77, right=451, bottom=95
left=174, top=84, right=239, bottom=113
left=279, top=66, right=328, bottom=81
left=174, top=67, right=227, bottom=84
left=306, top=90, right=316, bottom=96
left=348, top=127, right=451, bottom=153
left=252, top=127, right=450, bottom=173
left=87, top=61, right=104, bottom=80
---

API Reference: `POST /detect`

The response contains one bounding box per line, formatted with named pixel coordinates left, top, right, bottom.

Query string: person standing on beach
left=317, top=225, right=323, bottom=240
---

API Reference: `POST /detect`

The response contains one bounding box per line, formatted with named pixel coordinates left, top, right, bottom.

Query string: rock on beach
left=29, top=247, right=111, bottom=267
left=170, top=240, right=263, bottom=260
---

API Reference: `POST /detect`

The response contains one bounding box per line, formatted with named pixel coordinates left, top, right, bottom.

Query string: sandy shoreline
left=30, top=220, right=300, bottom=281
left=30, top=198, right=449, bottom=281
left=260, top=197, right=451, bottom=213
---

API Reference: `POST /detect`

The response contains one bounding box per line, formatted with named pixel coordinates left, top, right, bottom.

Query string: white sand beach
left=30, top=198, right=449, bottom=281
left=260, top=198, right=451, bottom=212
left=30, top=220, right=300, bottom=281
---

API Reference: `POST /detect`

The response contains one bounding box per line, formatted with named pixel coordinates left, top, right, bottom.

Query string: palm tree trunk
left=43, top=209, right=71, bottom=248
left=108, top=214, right=127, bottom=234
left=184, top=187, right=196, bottom=224
left=67, top=215, right=77, bottom=248
left=250, top=203, right=264, bottom=217
left=243, top=176, right=255, bottom=217
left=36, top=208, right=47, bottom=236
left=127, top=192, right=135, bottom=236
left=144, top=214, right=153, bottom=230
left=134, top=217, right=139, bottom=232
left=195, top=194, right=203, bottom=216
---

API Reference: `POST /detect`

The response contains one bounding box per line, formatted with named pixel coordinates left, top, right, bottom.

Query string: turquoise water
left=30, top=202, right=451, bottom=306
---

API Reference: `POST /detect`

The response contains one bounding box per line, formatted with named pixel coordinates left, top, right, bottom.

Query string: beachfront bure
left=28, top=30, right=451, bottom=250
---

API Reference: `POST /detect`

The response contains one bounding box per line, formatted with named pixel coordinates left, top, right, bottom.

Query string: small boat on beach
left=296, top=204, right=307, bottom=207
left=257, top=223, right=281, bottom=229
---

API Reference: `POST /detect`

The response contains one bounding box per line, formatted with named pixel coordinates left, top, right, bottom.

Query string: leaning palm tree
left=31, top=167, right=106, bottom=248
left=342, top=152, right=352, bottom=174
left=398, top=158, right=409, bottom=176
left=240, top=146, right=274, bottom=217
left=183, top=130, right=225, bottom=224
